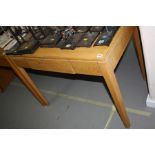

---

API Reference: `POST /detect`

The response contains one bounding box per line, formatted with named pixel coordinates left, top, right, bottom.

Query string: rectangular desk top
left=0, top=27, right=133, bottom=60
left=0, top=26, right=135, bottom=73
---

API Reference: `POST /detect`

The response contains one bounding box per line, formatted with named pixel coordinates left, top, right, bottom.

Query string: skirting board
left=146, top=94, right=155, bottom=108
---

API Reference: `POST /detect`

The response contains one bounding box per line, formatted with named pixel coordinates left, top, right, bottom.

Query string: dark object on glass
left=90, top=26, right=105, bottom=32
left=48, top=26, right=66, bottom=35
left=94, top=26, right=119, bottom=46
left=0, top=26, right=9, bottom=35
left=5, top=26, right=39, bottom=55
left=57, top=32, right=84, bottom=49
left=2, top=26, right=120, bottom=54
left=28, top=26, right=47, bottom=40
left=39, top=34, right=61, bottom=48
left=6, top=37, right=39, bottom=55
left=73, top=26, right=90, bottom=33
left=39, top=26, right=62, bottom=47
left=56, top=26, right=86, bottom=49
left=77, top=32, right=99, bottom=47
left=61, top=27, right=75, bottom=40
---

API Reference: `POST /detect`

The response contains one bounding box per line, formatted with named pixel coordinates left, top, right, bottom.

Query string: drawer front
left=24, top=58, right=74, bottom=74
left=70, top=60, right=101, bottom=76
left=12, top=57, right=29, bottom=67
left=1, top=55, right=101, bottom=76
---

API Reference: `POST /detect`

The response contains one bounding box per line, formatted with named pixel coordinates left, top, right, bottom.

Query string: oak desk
left=0, top=26, right=145, bottom=128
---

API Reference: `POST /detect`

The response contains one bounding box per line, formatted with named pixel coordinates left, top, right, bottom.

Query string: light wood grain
left=133, top=26, right=147, bottom=80
left=22, top=58, right=74, bottom=74
left=98, top=62, right=130, bottom=128
left=11, top=45, right=108, bottom=61
left=70, top=60, right=101, bottom=75
left=4, top=55, right=48, bottom=106
left=104, top=26, right=135, bottom=70
left=0, top=53, right=9, bottom=66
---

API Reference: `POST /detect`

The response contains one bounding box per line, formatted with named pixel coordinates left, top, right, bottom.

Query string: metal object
left=1, top=26, right=120, bottom=53
left=94, top=26, right=119, bottom=46
left=77, top=32, right=99, bottom=47
left=5, top=26, right=39, bottom=55
left=39, top=26, right=62, bottom=47
left=90, top=26, right=105, bottom=32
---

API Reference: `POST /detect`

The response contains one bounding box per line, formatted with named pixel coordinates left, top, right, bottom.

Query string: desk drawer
left=25, top=58, right=74, bottom=74
left=70, top=60, right=101, bottom=76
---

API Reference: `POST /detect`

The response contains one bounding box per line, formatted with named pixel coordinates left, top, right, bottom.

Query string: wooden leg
left=133, top=27, right=147, bottom=80
left=4, top=55, right=48, bottom=106
left=98, top=62, right=130, bottom=128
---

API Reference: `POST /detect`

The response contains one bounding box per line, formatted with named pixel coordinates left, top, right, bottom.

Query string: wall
left=139, top=27, right=155, bottom=108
